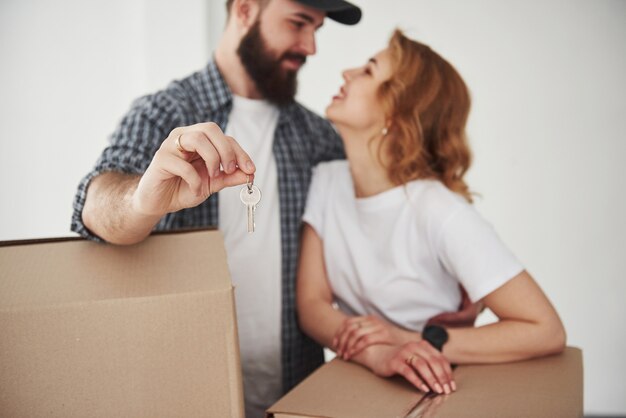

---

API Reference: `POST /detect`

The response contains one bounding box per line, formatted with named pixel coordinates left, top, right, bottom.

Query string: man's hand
left=82, top=122, right=255, bottom=245
left=333, top=315, right=416, bottom=360
left=426, top=286, right=483, bottom=328
left=133, top=122, right=255, bottom=217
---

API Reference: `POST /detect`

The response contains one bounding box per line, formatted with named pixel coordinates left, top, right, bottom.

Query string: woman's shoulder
left=311, top=160, right=350, bottom=181
left=407, top=179, right=473, bottom=229
left=303, top=160, right=350, bottom=230
left=410, top=179, right=470, bottom=209
left=308, top=160, right=351, bottom=202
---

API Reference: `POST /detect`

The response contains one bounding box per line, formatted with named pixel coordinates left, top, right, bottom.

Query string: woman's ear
left=232, top=0, right=262, bottom=31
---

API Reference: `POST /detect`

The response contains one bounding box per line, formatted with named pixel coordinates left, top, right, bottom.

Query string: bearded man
left=72, top=1, right=361, bottom=416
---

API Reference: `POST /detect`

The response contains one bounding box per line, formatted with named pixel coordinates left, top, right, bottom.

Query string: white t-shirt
left=219, top=95, right=282, bottom=418
left=302, top=160, right=524, bottom=332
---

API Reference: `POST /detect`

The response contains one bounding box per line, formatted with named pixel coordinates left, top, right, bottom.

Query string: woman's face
left=326, top=48, right=394, bottom=133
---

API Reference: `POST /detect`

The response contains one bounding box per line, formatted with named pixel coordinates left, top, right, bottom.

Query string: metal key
left=240, top=179, right=261, bottom=233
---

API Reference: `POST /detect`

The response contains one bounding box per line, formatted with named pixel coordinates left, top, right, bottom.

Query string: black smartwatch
left=422, top=325, right=448, bottom=352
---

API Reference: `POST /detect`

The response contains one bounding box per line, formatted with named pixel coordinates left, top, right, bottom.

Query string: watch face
left=423, top=325, right=448, bottom=351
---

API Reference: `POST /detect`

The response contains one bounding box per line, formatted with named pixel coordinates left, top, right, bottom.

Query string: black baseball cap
left=294, top=0, right=362, bottom=25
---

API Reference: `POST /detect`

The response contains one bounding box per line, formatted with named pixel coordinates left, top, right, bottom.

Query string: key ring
left=246, top=175, right=253, bottom=193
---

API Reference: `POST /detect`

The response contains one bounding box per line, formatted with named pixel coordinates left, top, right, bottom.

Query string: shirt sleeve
left=301, top=164, right=330, bottom=239
left=436, top=206, right=525, bottom=302
left=70, top=92, right=184, bottom=241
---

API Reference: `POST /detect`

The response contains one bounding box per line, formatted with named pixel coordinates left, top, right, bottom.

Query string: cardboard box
left=266, top=347, right=583, bottom=418
left=0, top=229, right=244, bottom=418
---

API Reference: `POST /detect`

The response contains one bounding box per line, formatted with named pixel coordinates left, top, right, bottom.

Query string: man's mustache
left=281, top=52, right=306, bottom=66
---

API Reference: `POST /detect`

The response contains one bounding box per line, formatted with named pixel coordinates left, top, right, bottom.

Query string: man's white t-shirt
left=219, top=95, right=282, bottom=418
left=302, top=160, right=524, bottom=331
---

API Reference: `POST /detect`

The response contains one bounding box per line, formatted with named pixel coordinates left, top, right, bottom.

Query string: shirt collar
left=200, top=59, right=233, bottom=112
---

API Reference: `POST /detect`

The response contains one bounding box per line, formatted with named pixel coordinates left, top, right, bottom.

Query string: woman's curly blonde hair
left=378, top=29, right=473, bottom=202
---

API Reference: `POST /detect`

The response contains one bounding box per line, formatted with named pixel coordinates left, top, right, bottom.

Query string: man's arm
left=80, top=123, right=255, bottom=245
left=82, top=172, right=159, bottom=245
left=425, top=285, right=483, bottom=328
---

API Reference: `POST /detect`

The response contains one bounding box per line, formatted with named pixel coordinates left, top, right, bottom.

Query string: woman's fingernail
left=246, top=161, right=255, bottom=172
left=435, top=383, right=443, bottom=394
left=451, top=381, right=457, bottom=391
left=421, top=385, right=430, bottom=392
left=443, top=384, right=451, bottom=394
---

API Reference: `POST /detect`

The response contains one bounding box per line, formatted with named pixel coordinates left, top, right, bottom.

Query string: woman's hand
left=333, top=315, right=416, bottom=360
left=359, top=341, right=455, bottom=395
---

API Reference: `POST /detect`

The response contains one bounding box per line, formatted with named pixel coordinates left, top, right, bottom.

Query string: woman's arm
left=341, top=271, right=566, bottom=365
left=297, top=223, right=425, bottom=350
left=444, top=270, right=566, bottom=364
left=296, top=224, right=454, bottom=394
left=296, top=223, right=350, bottom=348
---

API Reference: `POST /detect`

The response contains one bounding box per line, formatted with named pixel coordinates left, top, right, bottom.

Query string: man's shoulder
left=289, top=101, right=334, bottom=131
left=285, top=102, right=344, bottom=161
left=127, top=71, right=200, bottom=114
left=137, top=62, right=229, bottom=118
left=161, top=71, right=202, bottom=102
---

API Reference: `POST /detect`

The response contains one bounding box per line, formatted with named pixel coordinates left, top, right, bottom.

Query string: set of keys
left=240, top=176, right=261, bottom=233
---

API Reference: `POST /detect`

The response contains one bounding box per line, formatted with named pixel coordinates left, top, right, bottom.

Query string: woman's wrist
left=397, top=328, right=422, bottom=346
left=351, top=342, right=386, bottom=366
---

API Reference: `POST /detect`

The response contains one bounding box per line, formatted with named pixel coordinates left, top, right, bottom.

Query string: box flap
left=266, top=358, right=426, bottom=418
left=411, top=346, right=583, bottom=417
left=0, top=229, right=232, bottom=310
left=267, top=348, right=583, bottom=418
left=0, top=229, right=245, bottom=417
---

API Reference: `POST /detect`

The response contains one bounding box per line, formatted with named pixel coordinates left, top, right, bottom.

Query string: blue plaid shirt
left=71, top=60, right=345, bottom=392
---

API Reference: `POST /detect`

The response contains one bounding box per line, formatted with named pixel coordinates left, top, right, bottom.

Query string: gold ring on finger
left=175, top=134, right=189, bottom=153
left=405, top=355, right=415, bottom=365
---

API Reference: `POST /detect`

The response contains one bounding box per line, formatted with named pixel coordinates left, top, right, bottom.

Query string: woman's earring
left=381, top=127, right=389, bottom=136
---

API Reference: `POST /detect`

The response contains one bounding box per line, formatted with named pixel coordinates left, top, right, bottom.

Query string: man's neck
left=214, top=35, right=263, bottom=99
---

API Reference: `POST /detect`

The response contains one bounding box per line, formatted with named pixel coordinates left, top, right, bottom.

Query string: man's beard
left=237, top=19, right=305, bottom=106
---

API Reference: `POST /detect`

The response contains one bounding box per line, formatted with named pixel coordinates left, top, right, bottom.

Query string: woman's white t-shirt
left=302, top=160, right=524, bottom=332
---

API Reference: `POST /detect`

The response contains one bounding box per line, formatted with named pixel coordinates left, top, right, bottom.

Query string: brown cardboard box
left=0, top=229, right=244, bottom=418
left=266, top=347, right=583, bottom=418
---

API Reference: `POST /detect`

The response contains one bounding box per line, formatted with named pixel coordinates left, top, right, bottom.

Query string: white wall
left=1, top=0, right=624, bottom=415
left=0, top=0, right=211, bottom=240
